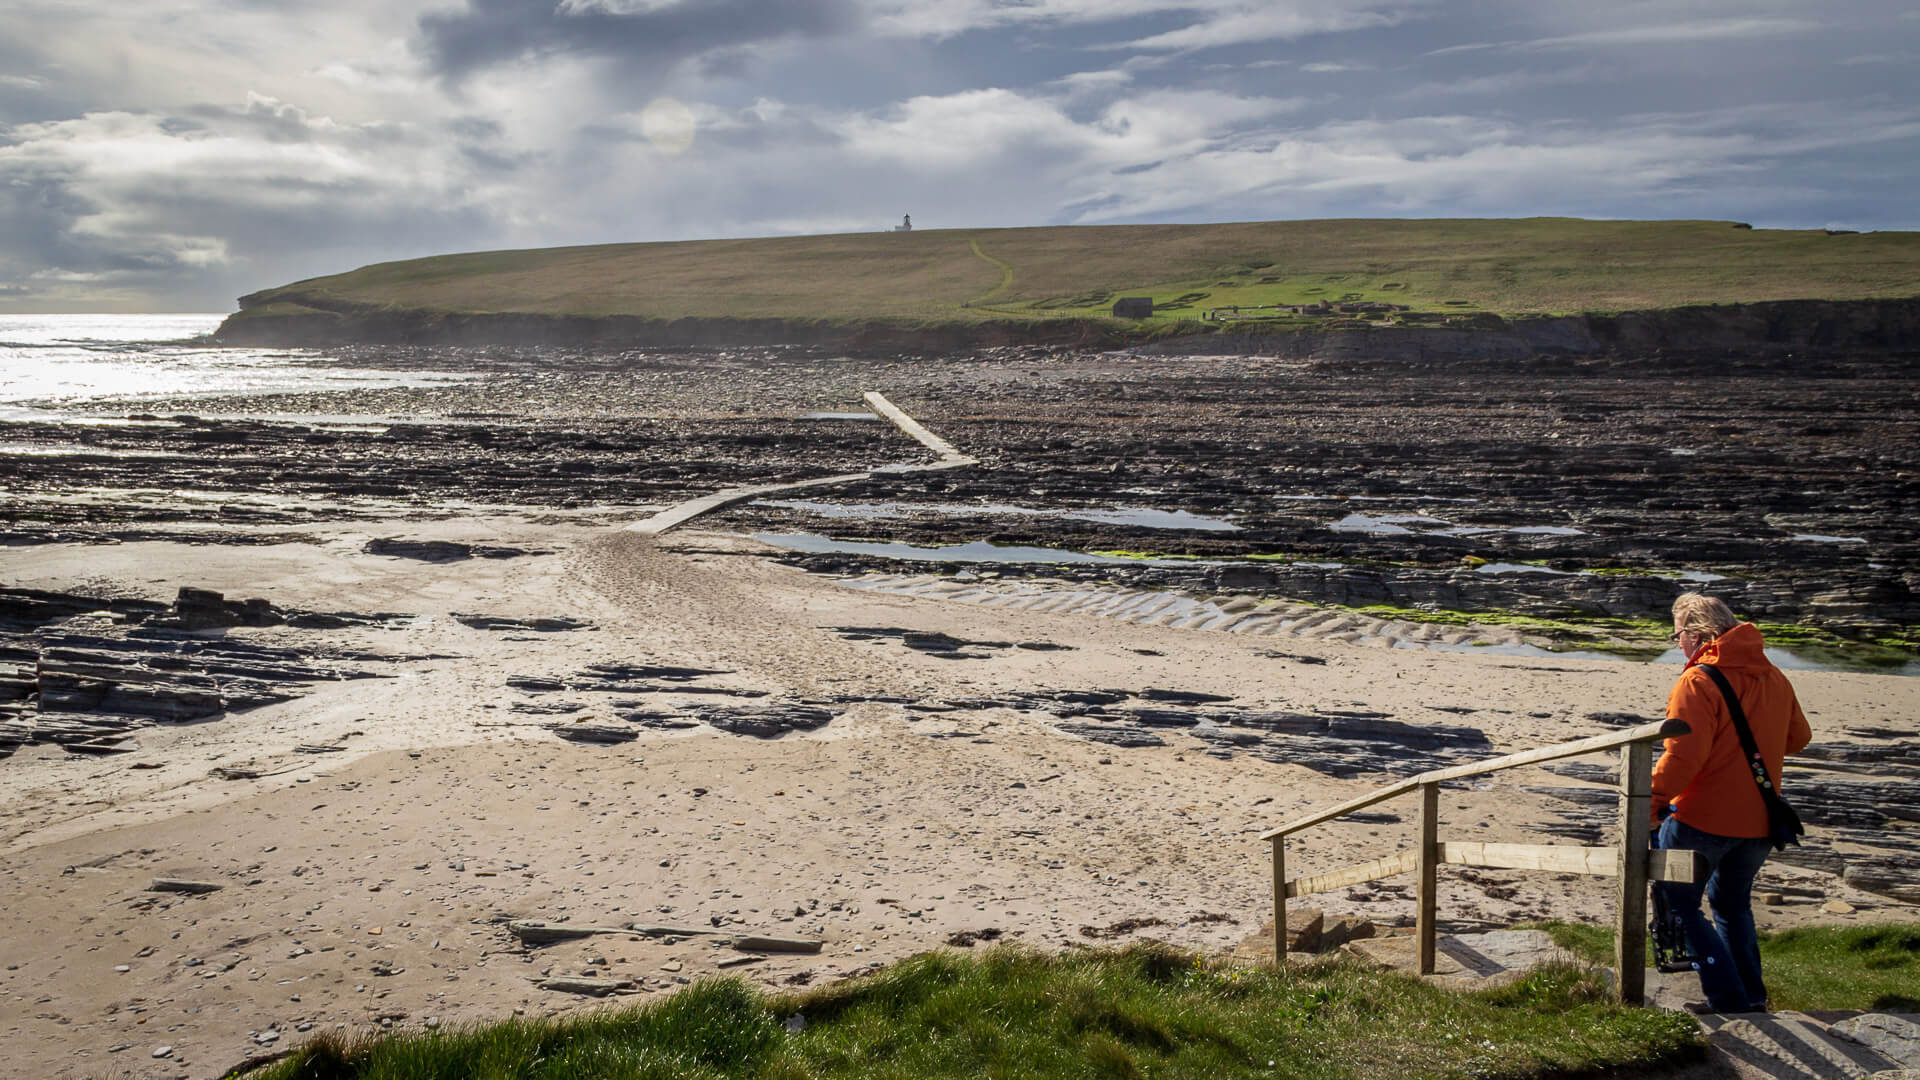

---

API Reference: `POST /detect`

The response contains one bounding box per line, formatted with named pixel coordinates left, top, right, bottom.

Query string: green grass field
left=235, top=218, right=1920, bottom=330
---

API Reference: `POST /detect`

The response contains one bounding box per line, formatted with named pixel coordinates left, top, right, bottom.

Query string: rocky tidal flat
left=6, top=345, right=1915, bottom=658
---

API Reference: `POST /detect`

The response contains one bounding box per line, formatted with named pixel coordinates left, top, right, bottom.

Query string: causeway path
left=625, top=391, right=975, bottom=535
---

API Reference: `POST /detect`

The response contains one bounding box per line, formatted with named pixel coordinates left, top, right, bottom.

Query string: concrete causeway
left=626, top=392, right=973, bottom=535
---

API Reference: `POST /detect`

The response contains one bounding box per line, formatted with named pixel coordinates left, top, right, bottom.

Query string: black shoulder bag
left=1697, top=664, right=1804, bottom=851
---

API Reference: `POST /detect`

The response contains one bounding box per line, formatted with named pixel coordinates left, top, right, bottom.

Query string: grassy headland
left=222, top=218, right=1920, bottom=343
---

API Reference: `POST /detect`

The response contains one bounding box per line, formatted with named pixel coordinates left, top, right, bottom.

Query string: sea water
left=0, top=313, right=477, bottom=418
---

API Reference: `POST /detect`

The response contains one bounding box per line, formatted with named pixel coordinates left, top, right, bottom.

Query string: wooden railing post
left=1272, top=837, right=1287, bottom=966
left=1416, top=781, right=1440, bottom=975
left=1615, top=741, right=1653, bottom=1005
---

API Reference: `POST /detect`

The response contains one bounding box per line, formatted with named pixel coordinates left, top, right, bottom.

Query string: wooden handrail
left=1262, top=715, right=1688, bottom=1005
left=1259, top=717, right=1687, bottom=840
left=1284, top=844, right=1705, bottom=899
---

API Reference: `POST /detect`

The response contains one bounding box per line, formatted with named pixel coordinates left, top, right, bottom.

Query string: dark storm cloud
left=0, top=103, right=515, bottom=310
left=0, top=165, right=127, bottom=273
left=417, top=0, right=862, bottom=83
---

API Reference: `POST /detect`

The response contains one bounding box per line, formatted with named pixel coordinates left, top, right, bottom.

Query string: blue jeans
left=1655, top=816, right=1773, bottom=1012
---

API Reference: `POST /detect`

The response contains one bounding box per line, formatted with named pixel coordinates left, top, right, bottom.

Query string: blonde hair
left=1672, top=593, right=1738, bottom=640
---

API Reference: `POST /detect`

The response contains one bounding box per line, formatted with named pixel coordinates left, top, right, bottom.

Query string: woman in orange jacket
left=1652, top=593, right=1811, bottom=1013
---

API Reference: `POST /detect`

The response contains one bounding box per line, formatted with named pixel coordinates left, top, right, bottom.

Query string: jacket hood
left=1688, top=621, right=1772, bottom=670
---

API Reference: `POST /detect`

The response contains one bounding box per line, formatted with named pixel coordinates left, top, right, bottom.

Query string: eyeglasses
left=1668, top=630, right=1690, bottom=643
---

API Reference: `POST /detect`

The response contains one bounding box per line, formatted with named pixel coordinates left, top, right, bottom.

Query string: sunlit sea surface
left=0, top=313, right=477, bottom=419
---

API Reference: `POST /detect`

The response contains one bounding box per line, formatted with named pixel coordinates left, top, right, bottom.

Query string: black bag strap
left=1696, top=663, right=1780, bottom=799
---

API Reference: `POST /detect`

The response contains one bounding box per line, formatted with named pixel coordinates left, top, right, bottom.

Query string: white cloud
left=31, top=269, right=109, bottom=283
left=1122, top=4, right=1409, bottom=51
left=1052, top=68, right=1138, bottom=97
left=834, top=89, right=1097, bottom=169
left=1523, top=17, right=1819, bottom=49
left=1055, top=116, right=1760, bottom=222
left=863, top=0, right=1203, bottom=38
left=1099, top=89, right=1307, bottom=147
left=862, top=0, right=1420, bottom=49
left=1434, top=16, right=1823, bottom=56
left=557, top=0, right=689, bottom=13
left=1397, top=65, right=1599, bottom=98
left=1301, top=61, right=1369, bottom=72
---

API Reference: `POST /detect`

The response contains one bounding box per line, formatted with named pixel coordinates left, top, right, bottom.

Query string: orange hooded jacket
left=1651, top=622, right=1811, bottom=838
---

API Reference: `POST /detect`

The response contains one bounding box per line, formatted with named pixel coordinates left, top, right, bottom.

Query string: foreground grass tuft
left=247, top=943, right=1701, bottom=1080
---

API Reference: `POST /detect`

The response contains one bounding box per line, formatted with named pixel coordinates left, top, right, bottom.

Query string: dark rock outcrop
left=365, top=539, right=551, bottom=562
left=898, top=688, right=1494, bottom=778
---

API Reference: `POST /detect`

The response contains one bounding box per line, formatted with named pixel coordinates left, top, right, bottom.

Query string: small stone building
left=1112, top=297, right=1153, bottom=318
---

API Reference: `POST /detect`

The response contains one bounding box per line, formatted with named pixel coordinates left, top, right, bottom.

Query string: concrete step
left=1695, top=1011, right=1908, bottom=1079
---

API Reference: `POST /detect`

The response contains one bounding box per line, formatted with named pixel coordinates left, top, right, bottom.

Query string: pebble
left=1822, top=899, right=1857, bottom=914
left=153, top=1046, right=172, bottom=1058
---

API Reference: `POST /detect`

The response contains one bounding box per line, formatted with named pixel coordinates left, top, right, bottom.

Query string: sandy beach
left=1, top=519, right=1912, bottom=1079
left=3, top=349, right=1917, bottom=1079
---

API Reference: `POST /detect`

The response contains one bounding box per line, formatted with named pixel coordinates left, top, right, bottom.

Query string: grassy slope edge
left=240, top=943, right=1702, bottom=1080
left=225, top=218, right=1920, bottom=334
left=230, top=924, right=1920, bottom=1079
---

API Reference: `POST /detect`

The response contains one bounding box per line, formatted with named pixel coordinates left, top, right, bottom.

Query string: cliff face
left=214, top=296, right=1123, bottom=352
left=215, top=294, right=1920, bottom=358
left=1139, top=299, right=1920, bottom=363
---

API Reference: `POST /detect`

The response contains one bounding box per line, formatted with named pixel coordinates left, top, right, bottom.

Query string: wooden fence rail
left=1261, top=718, right=1691, bottom=1005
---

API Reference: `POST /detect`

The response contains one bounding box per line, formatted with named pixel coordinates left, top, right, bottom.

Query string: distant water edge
left=0, top=313, right=478, bottom=414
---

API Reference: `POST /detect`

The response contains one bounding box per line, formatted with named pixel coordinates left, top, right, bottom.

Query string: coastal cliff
left=216, top=294, right=1920, bottom=360
left=214, top=296, right=1125, bottom=352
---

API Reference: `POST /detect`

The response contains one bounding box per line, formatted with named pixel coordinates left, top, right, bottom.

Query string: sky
left=1, top=0, right=1915, bottom=312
